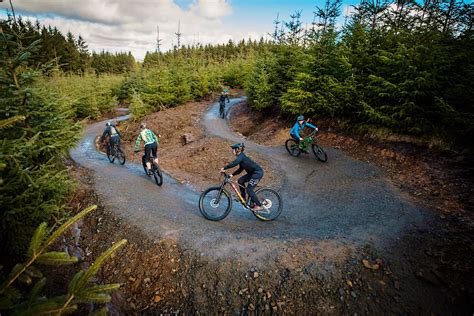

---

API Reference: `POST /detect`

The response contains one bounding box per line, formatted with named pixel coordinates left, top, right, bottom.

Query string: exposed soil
left=52, top=162, right=473, bottom=315
left=105, top=97, right=281, bottom=190
left=57, top=98, right=473, bottom=314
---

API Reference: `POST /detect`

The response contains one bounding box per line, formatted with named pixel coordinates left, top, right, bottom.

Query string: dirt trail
left=71, top=98, right=428, bottom=261
left=69, top=98, right=473, bottom=314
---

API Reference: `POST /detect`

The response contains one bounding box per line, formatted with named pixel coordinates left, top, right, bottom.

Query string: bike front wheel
left=285, top=139, right=301, bottom=157
left=199, top=187, right=232, bottom=221
left=312, top=144, right=327, bottom=162
left=252, top=188, right=283, bottom=221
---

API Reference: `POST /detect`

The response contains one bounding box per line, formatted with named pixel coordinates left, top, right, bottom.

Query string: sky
left=0, top=0, right=358, bottom=60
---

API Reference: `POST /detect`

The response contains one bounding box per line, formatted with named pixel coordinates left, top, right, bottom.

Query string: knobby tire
left=312, top=144, right=328, bottom=162
left=285, top=139, right=301, bottom=157
left=251, top=188, right=283, bottom=221
left=199, top=187, right=232, bottom=221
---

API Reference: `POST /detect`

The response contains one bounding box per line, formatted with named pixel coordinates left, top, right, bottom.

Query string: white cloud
left=190, top=0, right=232, bottom=19
left=0, top=0, right=262, bottom=60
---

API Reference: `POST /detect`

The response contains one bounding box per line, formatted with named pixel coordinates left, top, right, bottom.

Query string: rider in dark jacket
left=220, top=143, right=264, bottom=211
left=219, top=90, right=230, bottom=115
left=101, top=121, right=121, bottom=155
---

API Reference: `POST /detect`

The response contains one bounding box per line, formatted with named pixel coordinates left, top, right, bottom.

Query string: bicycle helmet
left=106, top=121, right=112, bottom=126
left=297, top=115, right=305, bottom=121
left=140, top=122, right=147, bottom=129
left=230, top=143, right=245, bottom=150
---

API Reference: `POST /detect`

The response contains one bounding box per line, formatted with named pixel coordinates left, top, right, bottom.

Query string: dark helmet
left=230, top=143, right=245, bottom=150
left=297, top=115, right=305, bottom=121
left=106, top=121, right=112, bottom=126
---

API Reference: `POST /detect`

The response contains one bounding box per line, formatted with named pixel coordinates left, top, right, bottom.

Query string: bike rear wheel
left=117, top=147, right=126, bottom=165
left=219, top=105, right=225, bottom=118
left=252, top=188, right=283, bottom=221
left=107, top=145, right=115, bottom=163
left=312, top=144, right=327, bottom=162
left=285, top=139, right=301, bottom=157
left=153, top=163, right=163, bottom=186
left=199, top=187, right=232, bottom=221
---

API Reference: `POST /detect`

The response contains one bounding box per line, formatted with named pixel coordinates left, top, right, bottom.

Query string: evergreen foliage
left=0, top=205, right=127, bottom=315
left=244, top=0, right=474, bottom=146
left=121, top=40, right=261, bottom=119
left=0, top=16, right=135, bottom=75
left=39, top=75, right=122, bottom=119
left=0, top=21, right=84, bottom=254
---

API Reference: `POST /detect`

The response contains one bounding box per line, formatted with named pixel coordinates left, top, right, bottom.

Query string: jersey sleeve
left=232, top=166, right=244, bottom=176
left=306, top=122, right=317, bottom=129
left=134, top=133, right=142, bottom=151
left=224, top=154, right=244, bottom=170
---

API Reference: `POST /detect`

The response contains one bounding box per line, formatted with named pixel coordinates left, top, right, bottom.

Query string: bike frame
left=142, top=154, right=159, bottom=170
left=217, top=173, right=248, bottom=206
left=302, top=129, right=319, bottom=145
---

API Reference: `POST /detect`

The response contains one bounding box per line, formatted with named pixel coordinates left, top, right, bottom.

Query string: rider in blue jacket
left=290, top=115, right=318, bottom=150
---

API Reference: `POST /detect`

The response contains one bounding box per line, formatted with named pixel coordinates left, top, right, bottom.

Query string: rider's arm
left=223, top=154, right=244, bottom=170
left=226, top=95, right=230, bottom=102
left=134, top=133, right=142, bottom=152
left=306, top=122, right=317, bottom=130
left=152, top=132, right=158, bottom=143
left=100, top=128, right=109, bottom=142
left=232, top=166, right=244, bottom=176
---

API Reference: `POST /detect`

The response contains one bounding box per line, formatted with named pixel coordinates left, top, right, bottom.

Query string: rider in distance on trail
left=219, top=89, right=230, bottom=116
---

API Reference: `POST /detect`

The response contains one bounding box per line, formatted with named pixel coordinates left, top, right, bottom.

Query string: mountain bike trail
left=70, top=100, right=429, bottom=262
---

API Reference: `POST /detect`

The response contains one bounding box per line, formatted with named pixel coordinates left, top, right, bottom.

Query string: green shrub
left=0, top=23, right=80, bottom=255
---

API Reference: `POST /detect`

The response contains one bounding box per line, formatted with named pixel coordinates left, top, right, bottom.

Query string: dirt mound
left=112, top=100, right=281, bottom=190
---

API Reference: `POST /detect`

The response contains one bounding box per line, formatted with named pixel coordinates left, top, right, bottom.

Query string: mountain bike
left=285, top=129, right=327, bottom=162
left=141, top=154, right=163, bottom=186
left=106, top=140, right=125, bottom=165
left=219, top=100, right=226, bottom=119
left=199, top=172, right=282, bottom=221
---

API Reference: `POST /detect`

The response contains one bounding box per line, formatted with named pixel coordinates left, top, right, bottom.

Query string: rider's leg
left=219, top=103, right=225, bottom=116
left=247, top=172, right=264, bottom=207
left=151, top=142, right=159, bottom=165
left=110, top=136, right=119, bottom=155
left=144, top=144, right=152, bottom=172
left=238, top=174, right=251, bottom=202
left=290, top=133, right=300, bottom=144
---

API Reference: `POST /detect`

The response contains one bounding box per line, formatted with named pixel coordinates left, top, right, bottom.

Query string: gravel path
left=70, top=99, right=429, bottom=263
